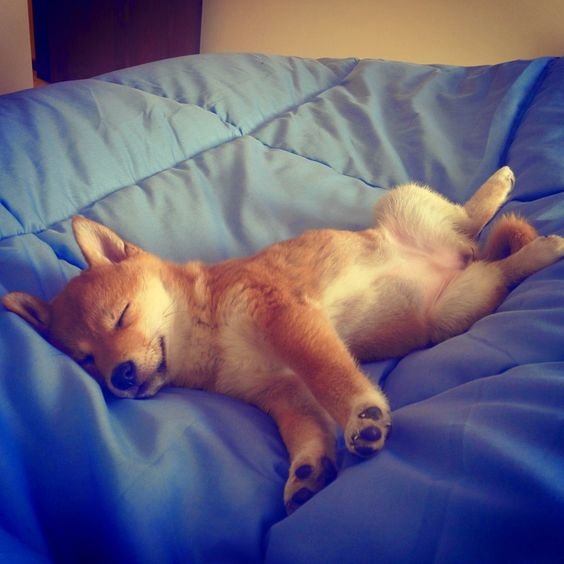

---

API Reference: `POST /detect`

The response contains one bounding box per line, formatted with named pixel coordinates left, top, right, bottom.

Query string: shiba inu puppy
left=4, top=166, right=564, bottom=513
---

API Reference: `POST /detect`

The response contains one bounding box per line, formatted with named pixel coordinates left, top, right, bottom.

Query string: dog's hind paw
left=494, top=165, right=515, bottom=188
left=284, top=455, right=337, bottom=514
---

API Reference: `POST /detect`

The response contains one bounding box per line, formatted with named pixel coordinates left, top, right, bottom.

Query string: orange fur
left=3, top=166, right=564, bottom=513
left=481, top=212, right=539, bottom=260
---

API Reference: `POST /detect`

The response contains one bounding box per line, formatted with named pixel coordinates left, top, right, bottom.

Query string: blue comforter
left=1, top=53, right=563, bottom=563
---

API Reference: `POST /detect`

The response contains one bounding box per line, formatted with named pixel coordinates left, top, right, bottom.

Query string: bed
left=1, top=53, right=563, bottom=563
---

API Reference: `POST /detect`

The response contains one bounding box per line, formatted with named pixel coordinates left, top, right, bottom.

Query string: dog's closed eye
left=116, top=304, right=130, bottom=329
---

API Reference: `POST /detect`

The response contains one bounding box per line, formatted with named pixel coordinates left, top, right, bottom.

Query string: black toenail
left=292, top=488, right=314, bottom=505
left=295, top=464, right=313, bottom=480
left=321, top=457, right=337, bottom=484
left=355, top=446, right=377, bottom=457
left=359, top=406, right=383, bottom=420
left=360, top=426, right=382, bottom=442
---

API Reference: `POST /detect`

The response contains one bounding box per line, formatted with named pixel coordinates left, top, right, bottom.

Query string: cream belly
left=320, top=234, right=467, bottom=353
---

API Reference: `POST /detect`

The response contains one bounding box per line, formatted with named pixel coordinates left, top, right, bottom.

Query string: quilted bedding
left=1, top=53, right=563, bottom=563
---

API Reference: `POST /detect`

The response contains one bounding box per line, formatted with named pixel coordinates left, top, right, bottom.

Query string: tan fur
left=480, top=212, right=539, bottom=260
left=3, top=166, right=564, bottom=513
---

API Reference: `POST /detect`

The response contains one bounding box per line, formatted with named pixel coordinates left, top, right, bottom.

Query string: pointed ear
left=2, top=292, right=51, bottom=334
left=72, top=216, right=140, bottom=267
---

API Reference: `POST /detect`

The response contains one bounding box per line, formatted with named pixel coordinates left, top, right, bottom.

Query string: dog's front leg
left=252, top=374, right=338, bottom=513
left=254, top=300, right=392, bottom=459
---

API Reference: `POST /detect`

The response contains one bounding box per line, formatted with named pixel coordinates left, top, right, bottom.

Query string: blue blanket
left=1, top=54, right=563, bottom=563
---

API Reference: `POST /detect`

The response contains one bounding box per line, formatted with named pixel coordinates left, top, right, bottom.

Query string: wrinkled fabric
left=0, top=53, right=563, bottom=563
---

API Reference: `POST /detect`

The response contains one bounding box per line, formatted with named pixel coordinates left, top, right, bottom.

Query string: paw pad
left=285, top=456, right=337, bottom=514
left=346, top=404, right=391, bottom=457
left=295, top=464, right=313, bottom=480
left=291, top=487, right=314, bottom=506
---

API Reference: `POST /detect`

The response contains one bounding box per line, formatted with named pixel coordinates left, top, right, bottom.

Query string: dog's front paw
left=284, top=455, right=337, bottom=514
left=345, top=403, right=392, bottom=457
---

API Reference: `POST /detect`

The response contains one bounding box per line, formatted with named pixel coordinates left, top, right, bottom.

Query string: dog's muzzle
left=111, top=360, right=137, bottom=391
left=110, top=337, right=167, bottom=397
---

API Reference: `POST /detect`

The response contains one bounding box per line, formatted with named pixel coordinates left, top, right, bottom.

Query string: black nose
left=111, top=361, right=137, bottom=390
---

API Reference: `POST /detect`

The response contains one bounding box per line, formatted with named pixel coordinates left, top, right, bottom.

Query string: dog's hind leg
left=430, top=235, right=564, bottom=343
left=495, top=234, right=564, bottom=288
left=462, top=166, right=515, bottom=237
left=429, top=261, right=508, bottom=344
left=253, top=375, right=338, bottom=514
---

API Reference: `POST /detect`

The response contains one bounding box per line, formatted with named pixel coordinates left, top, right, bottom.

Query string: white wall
left=201, top=0, right=564, bottom=66
left=0, top=0, right=33, bottom=94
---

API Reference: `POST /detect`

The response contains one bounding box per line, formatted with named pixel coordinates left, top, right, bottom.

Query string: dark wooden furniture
left=33, top=0, right=202, bottom=82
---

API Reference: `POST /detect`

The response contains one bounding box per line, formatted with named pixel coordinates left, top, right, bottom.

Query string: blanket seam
left=2, top=60, right=361, bottom=240
left=248, top=135, right=381, bottom=190
left=93, top=58, right=361, bottom=136
left=245, top=58, right=360, bottom=137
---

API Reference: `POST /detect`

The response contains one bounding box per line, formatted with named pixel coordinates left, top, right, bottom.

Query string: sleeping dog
left=4, top=167, right=564, bottom=513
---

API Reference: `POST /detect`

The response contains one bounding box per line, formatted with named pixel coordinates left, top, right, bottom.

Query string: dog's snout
left=111, top=360, right=137, bottom=390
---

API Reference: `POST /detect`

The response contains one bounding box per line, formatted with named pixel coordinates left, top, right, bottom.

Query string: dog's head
left=2, top=217, right=175, bottom=399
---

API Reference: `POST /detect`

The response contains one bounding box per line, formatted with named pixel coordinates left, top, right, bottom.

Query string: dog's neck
left=161, top=261, right=222, bottom=391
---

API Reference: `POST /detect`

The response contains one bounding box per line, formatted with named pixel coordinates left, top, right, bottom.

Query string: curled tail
left=481, top=213, right=538, bottom=261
